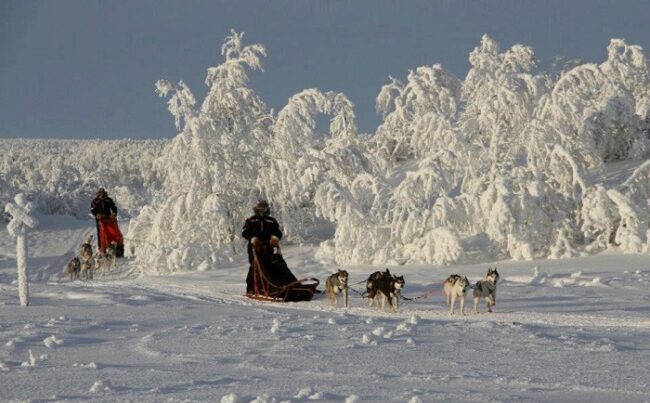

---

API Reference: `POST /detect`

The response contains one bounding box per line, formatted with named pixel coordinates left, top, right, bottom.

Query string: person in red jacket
left=242, top=200, right=283, bottom=294
left=90, top=188, right=124, bottom=257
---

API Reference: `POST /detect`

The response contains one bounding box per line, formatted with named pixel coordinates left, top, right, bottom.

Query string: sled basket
left=247, top=251, right=320, bottom=302
left=98, top=217, right=124, bottom=256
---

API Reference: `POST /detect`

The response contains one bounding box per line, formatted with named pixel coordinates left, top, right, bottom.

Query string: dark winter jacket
left=242, top=214, right=285, bottom=293
left=242, top=214, right=283, bottom=243
left=91, top=197, right=117, bottom=218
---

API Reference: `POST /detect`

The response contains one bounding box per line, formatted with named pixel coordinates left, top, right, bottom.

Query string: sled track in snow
left=120, top=280, right=650, bottom=331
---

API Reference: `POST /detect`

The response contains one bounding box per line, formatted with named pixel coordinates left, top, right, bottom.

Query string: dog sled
left=247, top=248, right=319, bottom=302
left=97, top=217, right=124, bottom=257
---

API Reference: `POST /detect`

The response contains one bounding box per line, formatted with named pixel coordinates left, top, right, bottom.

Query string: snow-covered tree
left=374, top=65, right=462, bottom=167
left=460, top=35, right=547, bottom=169
left=581, top=185, right=618, bottom=252
left=0, top=139, right=165, bottom=218
left=600, top=39, right=650, bottom=118
left=607, top=189, right=648, bottom=253
left=528, top=39, right=650, bottom=168
left=586, top=96, right=646, bottom=161
left=314, top=179, right=390, bottom=265
left=259, top=88, right=372, bottom=240
left=622, top=160, right=650, bottom=208
left=128, top=30, right=271, bottom=272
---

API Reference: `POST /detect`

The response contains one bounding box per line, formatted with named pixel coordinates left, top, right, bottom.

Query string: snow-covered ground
left=1, top=215, right=650, bottom=402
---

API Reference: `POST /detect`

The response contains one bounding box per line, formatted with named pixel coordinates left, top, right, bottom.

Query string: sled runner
left=98, top=217, right=124, bottom=257
left=247, top=248, right=319, bottom=302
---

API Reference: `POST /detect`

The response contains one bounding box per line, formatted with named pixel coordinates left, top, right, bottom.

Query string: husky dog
left=93, top=252, right=107, bottom=276
left=325, top=269, right=349, bottom=307
left=93, top=242, right=117, bottom=277
left=64, top=257, right=81, bottom=281
left=365, top=269, right=391, bottom=305
left=443, top=274, right=469, bottom=316
left=366, top=269, right=405, bottom=313
left=473, top=267, right=500, bottom=314
left=105, top=241, right=118, bottom=269
left=79, top=235, right=94, bottom=263
left=80, top=258, right=94, bottom=280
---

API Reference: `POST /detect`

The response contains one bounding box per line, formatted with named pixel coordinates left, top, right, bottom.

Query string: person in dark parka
left=242, top=200, right=283, bottom=294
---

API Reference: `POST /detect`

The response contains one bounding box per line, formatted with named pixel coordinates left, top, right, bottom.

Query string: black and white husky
left=325, top=269, right=349, bottom=307
left=473, top=267, right=500, bottom=314
left=443, top=274, right=469, bottom=316
left=366, top=269, right=405, bottom=313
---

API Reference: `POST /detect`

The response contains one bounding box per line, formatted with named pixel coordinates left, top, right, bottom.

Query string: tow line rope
left=346, top=285, right=429, bottom=303
left=399, top=294, right=420, bottom=301
left=347, top=285, right=366, bottom=297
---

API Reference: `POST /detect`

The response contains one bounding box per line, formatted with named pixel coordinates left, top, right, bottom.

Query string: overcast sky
left=1, top=0, right=649, bottom=139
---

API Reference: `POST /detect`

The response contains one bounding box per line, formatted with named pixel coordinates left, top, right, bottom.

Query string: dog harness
left=477, top=280, right=496, bottom=296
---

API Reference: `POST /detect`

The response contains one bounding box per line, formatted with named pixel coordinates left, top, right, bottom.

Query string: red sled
left=98, top=218, right=124, bottom=257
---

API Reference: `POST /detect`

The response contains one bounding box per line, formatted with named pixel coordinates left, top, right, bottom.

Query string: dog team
left=325, top=267, right=499, bottom=315
left=64, top=234, right=118, bottom=281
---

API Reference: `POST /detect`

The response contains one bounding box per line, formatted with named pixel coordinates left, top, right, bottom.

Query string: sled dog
left=366, top=269, right=405, bottom=313
left=473, top=267, right=500, bottom=314
left=365, top=268, right=391, bottom=305
left=443, top=274, right=469, bottom=316
left=325, top=269, right=349, bottom=307
left=105, top=241, right=118, bottom=269
left=79, top=235, right=94, bottom=263
left=80, top=258, right=94, bottom=281
left=92, top=242, right=117, bottom=277
left=64, top=257, right=81, bottom=281
left=93, top=252, right=107, bottom=276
